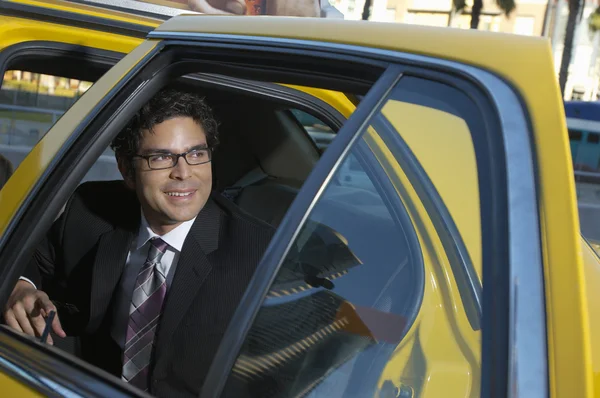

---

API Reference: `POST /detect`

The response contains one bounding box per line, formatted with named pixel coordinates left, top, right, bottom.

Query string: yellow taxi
left=0, top=0, right=597, bottom=397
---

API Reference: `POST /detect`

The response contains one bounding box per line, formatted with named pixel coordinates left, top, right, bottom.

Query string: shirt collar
left=136, top=213, right=196, bottom=252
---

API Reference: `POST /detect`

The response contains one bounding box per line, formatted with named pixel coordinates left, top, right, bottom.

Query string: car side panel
left=0, top=370, right=41, bottom=397
left=528, top=44, right=593, bottom=398
left=582, top=238, right=600, bottom=398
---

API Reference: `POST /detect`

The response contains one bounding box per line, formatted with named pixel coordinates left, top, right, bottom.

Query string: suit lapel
left=87, top=186, right=140, bottom=334
left=87, top=228, right=135, bottom=333
left=155, top=197, right=222, bottom=358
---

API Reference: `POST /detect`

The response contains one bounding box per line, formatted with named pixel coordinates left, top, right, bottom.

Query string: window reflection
left=223, top=147, right=423, bottom=397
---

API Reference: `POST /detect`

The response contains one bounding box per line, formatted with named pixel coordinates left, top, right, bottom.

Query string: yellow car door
left=149, top=17, right=585, bottom=398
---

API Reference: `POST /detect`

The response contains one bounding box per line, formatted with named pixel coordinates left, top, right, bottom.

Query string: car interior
left=1, top=50, right=345, bottom=343
left=173, top=75, right=339, bottom=227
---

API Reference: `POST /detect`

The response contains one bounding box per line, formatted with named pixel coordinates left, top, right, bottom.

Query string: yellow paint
left=364, top=129, right=480, bottom=397
left=583, top=238, right=600, bottom=398
left=0, top=372, right=41, bottom=397
left=156, top=15, right=549, bottom=81
left=381, top=101, right=481, bottom=278
left=7, top=0, right=163, bottom=26
left=286, top=85, right=355, bottom=118
left=0, top=16, right=143, bottom=54
left=0, top=40, right=159, bottom=237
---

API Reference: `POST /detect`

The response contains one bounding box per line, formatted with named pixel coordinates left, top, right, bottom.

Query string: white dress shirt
left=110, top=213, right=196, bottom=348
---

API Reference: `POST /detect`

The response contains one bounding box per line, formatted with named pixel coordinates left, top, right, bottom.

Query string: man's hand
left=3, top=281, right=66, bottom=345
left=188, top=0, right=246, bottom=14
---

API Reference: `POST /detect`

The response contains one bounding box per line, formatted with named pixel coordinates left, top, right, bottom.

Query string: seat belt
left=222, top=167, right=269, bottom=202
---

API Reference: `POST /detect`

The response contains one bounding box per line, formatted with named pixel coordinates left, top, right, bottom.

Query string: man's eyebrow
left=139, top=148, right=172, bottom=155
left=139, top=144, right=208, bottom=155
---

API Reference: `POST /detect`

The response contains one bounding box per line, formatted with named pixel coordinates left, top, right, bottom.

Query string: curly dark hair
left=111, top=88, right=219, bottom=161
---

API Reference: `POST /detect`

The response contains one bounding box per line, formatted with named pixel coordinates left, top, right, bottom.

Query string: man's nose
left=170, top=157, right=192, bottom=180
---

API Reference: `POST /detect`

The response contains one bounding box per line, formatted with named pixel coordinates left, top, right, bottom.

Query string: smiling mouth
left=165, top=191, right=195, bottom=197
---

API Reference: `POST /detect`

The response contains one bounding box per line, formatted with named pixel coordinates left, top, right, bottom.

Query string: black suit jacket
left=24, top=180, right=275, bottom=397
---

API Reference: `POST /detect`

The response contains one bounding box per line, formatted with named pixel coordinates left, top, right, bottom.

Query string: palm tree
left=559, top=0, right=585, bottom=96
left=452, top=0, right=516, bottom=29
left=591, top=6, right=600, bottom=33
left=362, top=0, right=372, bottom=20
left=470, top=0, right=484, bottom=28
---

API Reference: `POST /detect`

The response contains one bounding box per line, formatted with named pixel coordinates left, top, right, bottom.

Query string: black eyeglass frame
left=132, top=147, right=213, bottom=170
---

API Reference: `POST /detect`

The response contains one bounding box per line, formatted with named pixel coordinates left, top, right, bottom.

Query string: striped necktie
left=121, top=237, right=169, bottom=391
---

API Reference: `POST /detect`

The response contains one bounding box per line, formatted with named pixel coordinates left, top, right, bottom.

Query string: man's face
left=120, top=116, right=212, bottom=233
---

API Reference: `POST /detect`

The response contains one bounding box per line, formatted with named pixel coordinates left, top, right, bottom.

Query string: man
left=3, top=89, right=275, bottom=397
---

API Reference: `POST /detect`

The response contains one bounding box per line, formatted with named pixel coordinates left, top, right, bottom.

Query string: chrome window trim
left=153, top=32, right=547, bottom=396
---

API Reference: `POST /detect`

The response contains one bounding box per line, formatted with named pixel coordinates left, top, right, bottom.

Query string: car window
left=221, top=76, right=483, bottom=398
left=290, top=109, right=335, bottom=151
left=382, top=77, right=482, bottom=277
left=0, top=69, right=120, bottom=192
left=1, top=70, right=91, bottom=161
left=222, top=139, right=424, bottom=398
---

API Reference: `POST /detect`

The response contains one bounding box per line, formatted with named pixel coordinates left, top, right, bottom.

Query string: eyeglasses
left=133, top=147, right=212, bottom=170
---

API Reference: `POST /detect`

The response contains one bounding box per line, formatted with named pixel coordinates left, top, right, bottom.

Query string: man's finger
left=30, top=314, right=54, bottom=345
left=51, top=313, right=65, bottom=338
left=30, top=314, right=48, bottom=337
left=3, top=310, right=23, bottom=333
left=13, top=306, right=36, bottom=337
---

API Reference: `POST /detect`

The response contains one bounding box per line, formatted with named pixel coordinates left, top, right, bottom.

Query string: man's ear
left=117, top=156, right=136, bottom=190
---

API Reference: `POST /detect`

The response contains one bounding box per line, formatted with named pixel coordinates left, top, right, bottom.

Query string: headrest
left=211, top=99, right=319, bottom=191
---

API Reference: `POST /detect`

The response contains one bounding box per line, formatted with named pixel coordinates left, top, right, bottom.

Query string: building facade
left=330, top=0, right=547, bottom=35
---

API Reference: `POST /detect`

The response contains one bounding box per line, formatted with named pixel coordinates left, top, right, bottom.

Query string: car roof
left=7, top=1, right=552, bottom=88
left=155, top=15, right=550, bottom=81
left=154, top=16, right=559, bottom=150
